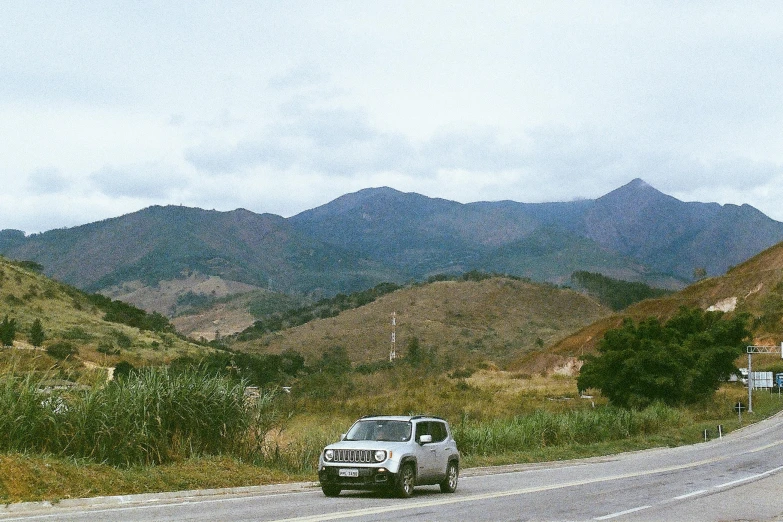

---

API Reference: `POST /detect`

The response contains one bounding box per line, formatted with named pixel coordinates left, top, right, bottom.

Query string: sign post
left=746, top=343, right=783, bottom=413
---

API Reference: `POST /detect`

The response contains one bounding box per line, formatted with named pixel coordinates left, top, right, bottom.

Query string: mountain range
left=1, top=178, right=782, bottom=317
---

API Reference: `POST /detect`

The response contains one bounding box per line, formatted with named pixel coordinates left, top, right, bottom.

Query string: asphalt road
left=3, top=412, right=783, bottom=522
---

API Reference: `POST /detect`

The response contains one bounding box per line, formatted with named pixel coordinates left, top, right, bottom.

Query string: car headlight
left=324, top=449, right=334, bottom=461
left=374, top=450, right=387, bottom=462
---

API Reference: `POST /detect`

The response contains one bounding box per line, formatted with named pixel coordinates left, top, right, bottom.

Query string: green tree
left=0, top=315, right=16, bottom=347
left=405, top=337, right=422, bottom=367
left=280, top=349, right=305, bottom=376
left=29, top=318, right=45, bottom=347
left=578, top=307, right=749, bottom=408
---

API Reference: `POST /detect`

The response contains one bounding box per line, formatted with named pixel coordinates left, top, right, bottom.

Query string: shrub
left=112, top=331, right=133, bottom=349
left=97, top=339, right=120, bottom=355
left=113, top=360, right=136, bottom=379
left=63, top=326, right=93, bottom=341
left=46, top=341, right=78, bottom=360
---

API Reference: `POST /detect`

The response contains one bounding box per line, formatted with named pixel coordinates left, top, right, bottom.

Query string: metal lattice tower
left=389, top=312, right=397, bottom=361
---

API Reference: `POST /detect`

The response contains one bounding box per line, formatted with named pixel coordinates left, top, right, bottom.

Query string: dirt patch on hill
left=172, top=304, right=256, bottom=341
left=102, top=273, right=260, bottom=316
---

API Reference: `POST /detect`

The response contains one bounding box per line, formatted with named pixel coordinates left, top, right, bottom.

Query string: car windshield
left=345, top=420, right=412, bottom=442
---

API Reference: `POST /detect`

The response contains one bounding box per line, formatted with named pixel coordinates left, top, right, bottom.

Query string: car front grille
left=332, top=449, right=373, bottom=463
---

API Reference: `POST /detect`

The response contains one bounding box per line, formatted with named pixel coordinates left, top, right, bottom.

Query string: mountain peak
left=597, top=178, right=673, bottom=208
left=627, top=178, right=651, bottom=189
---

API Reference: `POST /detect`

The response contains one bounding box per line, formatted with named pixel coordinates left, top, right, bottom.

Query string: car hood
left=324, top=440, right=412, bottom=451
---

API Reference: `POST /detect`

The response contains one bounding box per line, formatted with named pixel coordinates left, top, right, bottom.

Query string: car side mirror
left=419, top=434, right=432, bottom=444
left=340, top=433, right=346, bottom=441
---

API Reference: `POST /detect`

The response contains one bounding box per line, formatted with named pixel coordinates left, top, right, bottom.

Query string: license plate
left=339, top=468, right=359, bottom=478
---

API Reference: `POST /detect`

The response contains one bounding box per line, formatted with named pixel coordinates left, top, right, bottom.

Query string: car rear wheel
left=440, top=461, right=459, bottom=493
left=396, top=463, right=415, bottom=498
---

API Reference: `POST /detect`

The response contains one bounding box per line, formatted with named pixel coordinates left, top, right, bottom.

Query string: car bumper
left=318, top=465, right=395, bottom=489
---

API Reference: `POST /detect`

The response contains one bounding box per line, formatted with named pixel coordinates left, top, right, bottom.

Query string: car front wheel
left=440, top=461, right=458, bottom=493
left=396, top=463, right=415, bottom=498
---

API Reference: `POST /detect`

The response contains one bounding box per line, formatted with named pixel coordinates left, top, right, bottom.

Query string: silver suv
left=318, top=415, right=460, bottom=498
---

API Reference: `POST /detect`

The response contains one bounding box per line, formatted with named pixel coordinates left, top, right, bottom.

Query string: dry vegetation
left=0, top=258, right=208, bottom=375
left=3, top=242, right=783, bottom=504
left=234, top=278, right=610, bottom=368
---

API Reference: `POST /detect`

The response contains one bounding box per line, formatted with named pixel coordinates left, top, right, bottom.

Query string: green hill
left=0, top=256, right=206, bottom=378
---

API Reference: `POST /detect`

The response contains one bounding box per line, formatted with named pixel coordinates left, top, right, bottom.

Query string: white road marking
left=674, top=489, right=707, bottom=500
left=714, top=464, right=783, bottom=489
left=594, top=505, right=651, bottom=520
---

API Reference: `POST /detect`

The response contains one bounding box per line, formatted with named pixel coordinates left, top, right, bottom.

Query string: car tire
left=396, top=462, right=415, bottom=498
left=440, top=461, right=459, bottom=493
left=321, top=484, right=341, bottom=497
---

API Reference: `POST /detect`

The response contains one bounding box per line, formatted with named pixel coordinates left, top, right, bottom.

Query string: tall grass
left=0, top=373, right=60, bottom=454
left=453, top=402, right=684, bottom=456
left=0, top=368, right=255, bottom=466
left=63, top=368, right=250, bottom=466
left=0, top=363, right=777, bottom=478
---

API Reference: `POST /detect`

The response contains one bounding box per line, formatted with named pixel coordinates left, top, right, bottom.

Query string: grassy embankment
left=1, top=363, right=781, bottom=505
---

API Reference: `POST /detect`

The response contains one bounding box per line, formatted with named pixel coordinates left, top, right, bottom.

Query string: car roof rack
left=358, top=414, right=446, bottom=421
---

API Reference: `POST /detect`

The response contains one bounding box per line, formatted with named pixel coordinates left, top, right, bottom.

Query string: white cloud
left=89, top=164, right=190, bottom=199
left=27, top=168, right=70, bottom=194
left=1, top=1, right=783, bottom=231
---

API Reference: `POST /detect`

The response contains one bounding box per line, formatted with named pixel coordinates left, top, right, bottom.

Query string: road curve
left=2, top=412, right=783, bottom=522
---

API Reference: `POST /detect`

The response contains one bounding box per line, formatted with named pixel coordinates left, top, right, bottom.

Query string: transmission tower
left=389, top=312, right=397, bottom=361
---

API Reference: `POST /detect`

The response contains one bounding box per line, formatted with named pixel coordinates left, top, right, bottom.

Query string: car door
left=426, top=421, right=452, bottom=482
left=413, top=421, right=439, bottom=483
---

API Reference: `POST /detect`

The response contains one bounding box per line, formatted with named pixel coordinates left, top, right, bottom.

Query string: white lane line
left=594, top=505, right=652, bottom=520
left=715, top=475, right=761, bottom=489
left=714, top=464, right=783, bottom=490
left=674, top=489, right=707, bottom=500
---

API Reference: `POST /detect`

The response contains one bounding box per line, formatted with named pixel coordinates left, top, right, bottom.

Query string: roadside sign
left=777, top=373, right=783, bottom=388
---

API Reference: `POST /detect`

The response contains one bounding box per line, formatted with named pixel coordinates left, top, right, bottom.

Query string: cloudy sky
left=2, top=1, right=782, bottom=234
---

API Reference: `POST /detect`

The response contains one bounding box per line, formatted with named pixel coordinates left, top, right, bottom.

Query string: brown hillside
left=233, top=277, right=610, bottom=367
left=514, top=241, right=783, bottom=374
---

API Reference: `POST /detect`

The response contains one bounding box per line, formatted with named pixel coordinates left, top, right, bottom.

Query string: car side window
left=415, top=421, right=428, bottom=442
left=431, top=422, right=447, bottom=442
